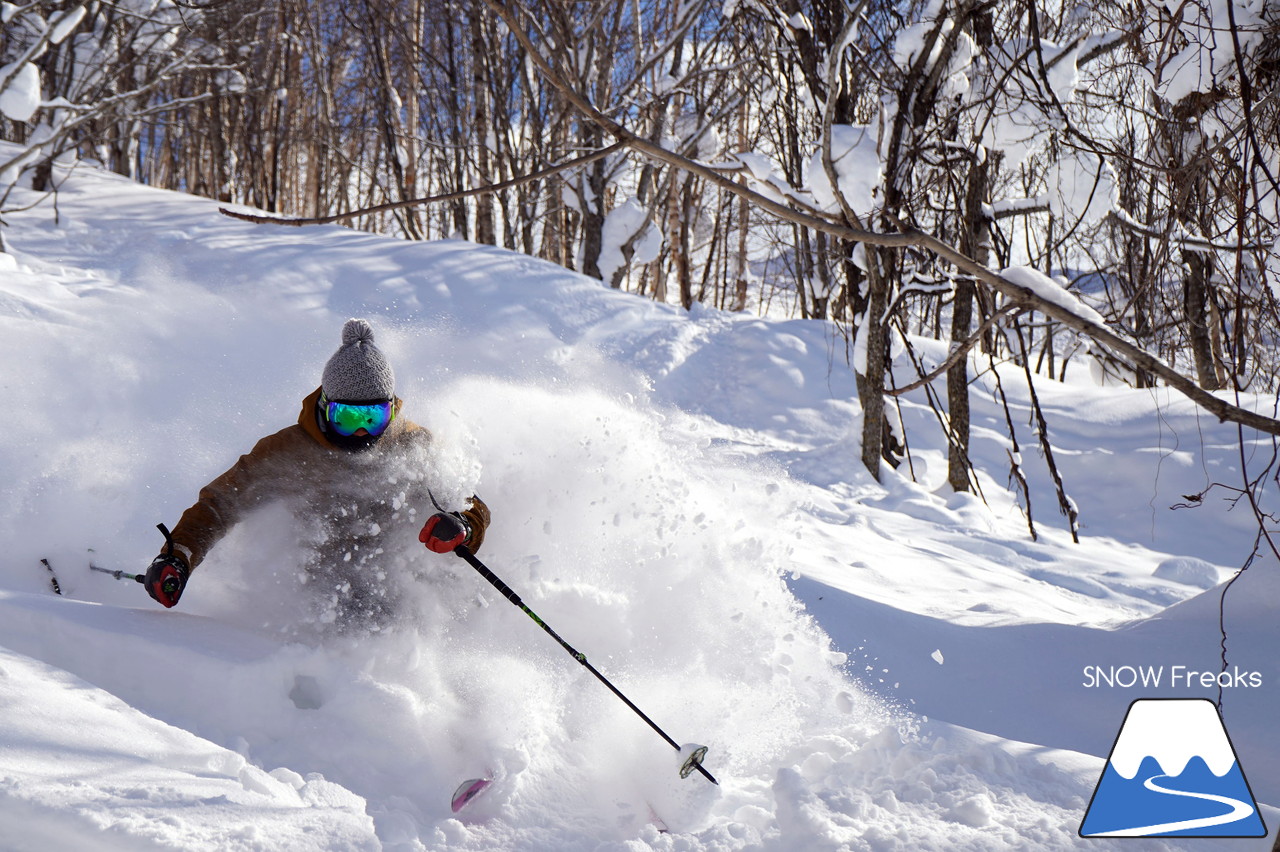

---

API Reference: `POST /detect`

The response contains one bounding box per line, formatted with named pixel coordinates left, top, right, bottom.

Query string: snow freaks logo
left=1081, top=664, right=1262, bottom=689
left=1079, top=699, right=1267, bottom=838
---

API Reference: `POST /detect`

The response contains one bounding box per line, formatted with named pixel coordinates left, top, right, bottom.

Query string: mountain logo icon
left=1080, top=698, right=1267, bottom=838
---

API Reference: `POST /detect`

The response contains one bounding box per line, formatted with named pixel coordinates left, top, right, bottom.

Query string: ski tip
left=647, top=804, right=671, bottom=834
left=450, top=777, right=492, bottom=813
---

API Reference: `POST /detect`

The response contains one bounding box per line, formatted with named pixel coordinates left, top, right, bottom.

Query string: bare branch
left=218, top=142, right=627, bottom=226
left=886, top=304, right=1020, bottom=396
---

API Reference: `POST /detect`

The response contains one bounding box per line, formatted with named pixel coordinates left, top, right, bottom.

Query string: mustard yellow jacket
left=167, top=387, right=490, bottom=570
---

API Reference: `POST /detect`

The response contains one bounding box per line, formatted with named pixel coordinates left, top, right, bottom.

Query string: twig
left=1012, top=321, right=1080, bottom=543
left=988, top=346, right=1037, bottom=541
left=885, top=304, right=1018, bottom=396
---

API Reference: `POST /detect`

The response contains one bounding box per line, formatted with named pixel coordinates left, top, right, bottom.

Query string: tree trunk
left=677, top=177, right=694, bottom=308
left=471, top=9, right=496, bottom=246
left=580, top=143, right=607, bottom=280
left=860, top=250, right=892, bottom=479
left=947, top=154, right=991, bottom=492
left=1182, top=251, right=1220, bottom=390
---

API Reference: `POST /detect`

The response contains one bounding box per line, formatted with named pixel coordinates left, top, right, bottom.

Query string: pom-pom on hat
left=322, top=318, right=395, bottom=401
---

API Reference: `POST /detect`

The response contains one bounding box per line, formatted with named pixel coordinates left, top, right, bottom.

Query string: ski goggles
left=323, top=397, right=395, bottom=437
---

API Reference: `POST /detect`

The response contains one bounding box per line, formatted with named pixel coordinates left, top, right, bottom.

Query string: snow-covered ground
left=0, top=160, right=1276, bottom=850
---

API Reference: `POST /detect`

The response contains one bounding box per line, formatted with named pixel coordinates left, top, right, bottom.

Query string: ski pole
left=89, top=563, right=145, bottom=584
left=87, top=528, right=181, bottom=595
left=451, top=544, right=718, bottom=785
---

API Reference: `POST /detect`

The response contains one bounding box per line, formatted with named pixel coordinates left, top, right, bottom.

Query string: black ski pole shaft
left=453, top=545, right=718, bottom=785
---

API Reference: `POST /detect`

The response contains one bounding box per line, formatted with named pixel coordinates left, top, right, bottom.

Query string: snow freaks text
left=1081, top=665, right=1263, bottom=690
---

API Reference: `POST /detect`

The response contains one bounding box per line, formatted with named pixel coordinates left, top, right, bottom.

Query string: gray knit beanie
left=322, top=318, right=395, bottom=401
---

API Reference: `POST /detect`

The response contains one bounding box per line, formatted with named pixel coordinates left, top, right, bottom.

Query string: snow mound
left=0, top=642, right=378, bottom=851
left=1153, top=557, right=1221, bottom=590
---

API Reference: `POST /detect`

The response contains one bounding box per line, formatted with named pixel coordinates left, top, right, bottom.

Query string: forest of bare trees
left=4, top=0, right=1279, bottom=498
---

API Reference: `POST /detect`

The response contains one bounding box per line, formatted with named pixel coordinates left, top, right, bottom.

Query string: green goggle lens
left=325, top=400, right=394, bottom=437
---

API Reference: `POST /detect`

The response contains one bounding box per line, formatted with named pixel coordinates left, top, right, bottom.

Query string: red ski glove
left=419, top=512, right=470, bottom=553
left=145, top=553, right=190, bottom=608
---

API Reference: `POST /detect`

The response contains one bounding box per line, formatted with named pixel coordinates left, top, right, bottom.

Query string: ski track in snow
left=0, top=154, right=1276, bottom=850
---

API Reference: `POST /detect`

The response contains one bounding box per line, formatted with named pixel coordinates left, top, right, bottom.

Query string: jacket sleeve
left=460, top=495, right=492, bottom=553
left=167, top=428, right=298, bottom=571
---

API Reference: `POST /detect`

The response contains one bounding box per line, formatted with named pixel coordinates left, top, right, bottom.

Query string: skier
left=143, top=317, right=490, bottom=625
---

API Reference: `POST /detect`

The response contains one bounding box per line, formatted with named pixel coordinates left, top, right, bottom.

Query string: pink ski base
left=450, top=778, right=492, bottom=813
